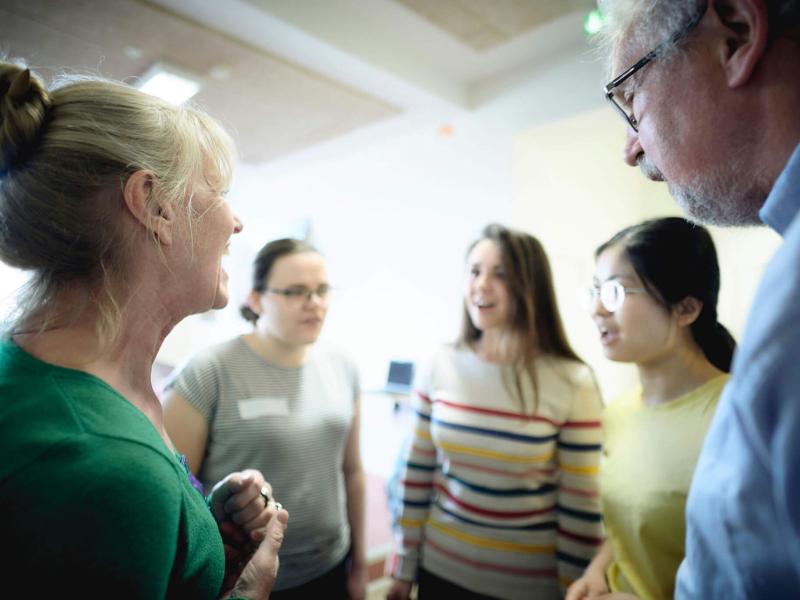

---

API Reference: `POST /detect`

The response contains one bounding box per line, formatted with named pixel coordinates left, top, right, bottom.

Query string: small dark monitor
left=385, top=360, right=414, bottom=394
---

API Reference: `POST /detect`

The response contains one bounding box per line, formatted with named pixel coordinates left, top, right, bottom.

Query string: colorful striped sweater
left=389, top=345, right=604, bottom=599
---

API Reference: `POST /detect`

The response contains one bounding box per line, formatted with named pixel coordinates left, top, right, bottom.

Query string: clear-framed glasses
left=604, top=8, right=706, bottom=132
left=266, top=284, right=331, bottom=303
left=586, top=280, right=646, bottom=313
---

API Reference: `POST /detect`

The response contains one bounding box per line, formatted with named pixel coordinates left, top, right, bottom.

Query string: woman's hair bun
left=0, top=62, right=51, bottom=172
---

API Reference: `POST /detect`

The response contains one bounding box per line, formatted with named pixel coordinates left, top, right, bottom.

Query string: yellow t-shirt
left=602, top=375, right=729, bottom=600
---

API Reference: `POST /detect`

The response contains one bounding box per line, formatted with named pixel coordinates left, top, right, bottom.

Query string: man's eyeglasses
left=604, top=8, right=706, bottom=132
left=266, top=284, right=331, bottom=303
left=586, top=280, right=646, bottom=313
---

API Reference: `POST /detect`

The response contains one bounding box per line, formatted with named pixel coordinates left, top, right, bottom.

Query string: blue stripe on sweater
left=406, top=461, right=437, bottom=472
left=556, top=550, right=591, bottom=568
left=556, top=503, right=603, bottom=522
left=436, top=501, right=558, bottom=531
left=403, top=499, right=432, bottom=508
left=432, top=418, right=558, bottom=444
left=556, top=440, right=603, bottom=451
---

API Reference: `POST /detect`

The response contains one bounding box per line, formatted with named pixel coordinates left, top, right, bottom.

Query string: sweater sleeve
left=388, top=382, right=438, bottom=582
left=555, top=366, right=604, bottom=589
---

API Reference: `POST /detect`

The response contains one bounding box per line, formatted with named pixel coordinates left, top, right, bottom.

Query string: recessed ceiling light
left=137, top=62, right=202, bottom=104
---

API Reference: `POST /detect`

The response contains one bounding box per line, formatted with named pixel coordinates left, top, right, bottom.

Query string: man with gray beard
left=596, top=0, right=800, bottom=598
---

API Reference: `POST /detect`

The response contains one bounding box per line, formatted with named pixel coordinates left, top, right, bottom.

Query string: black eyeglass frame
left=604, top=7, right=706, bottom=132
left=265, top=284, right=332, bottom=302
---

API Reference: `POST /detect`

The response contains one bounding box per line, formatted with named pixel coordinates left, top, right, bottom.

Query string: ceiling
left=0, top=0, right=597, bottom=165
left=396, top=0, right=594, bottom=51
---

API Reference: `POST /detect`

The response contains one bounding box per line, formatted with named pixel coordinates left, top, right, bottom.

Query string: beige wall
left=512, top=106, right=780, bottom=402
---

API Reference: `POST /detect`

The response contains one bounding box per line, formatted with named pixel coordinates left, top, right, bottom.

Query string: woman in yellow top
left=566, top=217, right=736, bottom=600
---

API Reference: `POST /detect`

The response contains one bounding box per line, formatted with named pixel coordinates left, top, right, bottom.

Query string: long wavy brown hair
left=457, top=224, right=583, bottom=413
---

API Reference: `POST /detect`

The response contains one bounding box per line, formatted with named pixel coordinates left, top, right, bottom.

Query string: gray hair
left=596, top=0, right=800, bottom=75
left=596, top=0, right=705, bottom=74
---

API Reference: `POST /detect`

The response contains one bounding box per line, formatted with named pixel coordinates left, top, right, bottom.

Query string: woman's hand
left=210, top=469, right=278, bottom=539
left=386, top=578, right=412, bottom=600
left=346, top=560, right=368, bottom=600
left=565, top=568, right=610, bottom=600
left=211, top=469, right=283, bottom=597
left=223, top=508, right=289, bottom=599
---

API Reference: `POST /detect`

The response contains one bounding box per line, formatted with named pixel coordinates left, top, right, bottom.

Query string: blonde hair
left=0, top=60, right=235, bottom=343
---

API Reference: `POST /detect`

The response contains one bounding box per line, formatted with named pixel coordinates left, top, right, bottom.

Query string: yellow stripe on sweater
left=559, top=463, right=599, bottom=475
left=430, top=521, right=556, bottom=554
left=416, top=429, right=554, bottom=463
left=440, top=441, right=553, bottom=463
left=399, top=518, right=426, bottom=529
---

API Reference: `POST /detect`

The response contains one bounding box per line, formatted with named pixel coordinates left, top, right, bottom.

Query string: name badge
left=238, top=398, right=289, bottom=419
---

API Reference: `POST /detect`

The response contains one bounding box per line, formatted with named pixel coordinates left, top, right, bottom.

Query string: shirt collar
left=760, top=143, right=800, bottom=236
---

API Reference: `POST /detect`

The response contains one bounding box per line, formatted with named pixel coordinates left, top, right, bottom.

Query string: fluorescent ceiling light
left=138, top=63, right=201, bottom=104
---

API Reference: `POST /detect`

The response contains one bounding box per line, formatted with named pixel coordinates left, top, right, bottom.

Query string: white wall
left=157, top=40, right=611, bottom=386
left=158, top=116, right=516, bottom=389
left=0, top=266, right=29, bottom=325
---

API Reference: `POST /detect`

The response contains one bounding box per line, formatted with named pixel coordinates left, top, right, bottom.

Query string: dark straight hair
left=596, top=217, right=736, bottom=372
left=458, top=223, right=584, bottom=413
left=239, top=238, right=318, bottom=324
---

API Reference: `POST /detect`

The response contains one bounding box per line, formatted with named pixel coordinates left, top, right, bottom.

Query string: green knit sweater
left=0, top=339, right=225, bottom=598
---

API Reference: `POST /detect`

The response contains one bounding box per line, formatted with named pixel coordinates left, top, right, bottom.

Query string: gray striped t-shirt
left=166, top=336, right=360, bottom=590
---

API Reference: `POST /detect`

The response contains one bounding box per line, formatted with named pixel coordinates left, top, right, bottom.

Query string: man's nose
left=623, top=126, right=643, bottom=167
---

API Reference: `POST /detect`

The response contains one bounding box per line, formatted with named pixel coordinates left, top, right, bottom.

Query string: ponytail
left=691, top=313, right=736, bottom=373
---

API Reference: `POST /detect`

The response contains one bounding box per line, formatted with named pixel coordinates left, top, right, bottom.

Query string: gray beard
left=638, top=155, right=764, bottom=227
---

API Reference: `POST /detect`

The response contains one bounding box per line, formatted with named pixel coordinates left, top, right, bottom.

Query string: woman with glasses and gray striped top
left=164, top=238, right=367, bottom=599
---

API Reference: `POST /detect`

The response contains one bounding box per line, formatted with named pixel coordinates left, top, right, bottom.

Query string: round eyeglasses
left=586, top=280, right=646, bottom=313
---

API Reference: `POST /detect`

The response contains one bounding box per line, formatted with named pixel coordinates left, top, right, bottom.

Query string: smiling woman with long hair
left=388, top=224, right=604, bottom=600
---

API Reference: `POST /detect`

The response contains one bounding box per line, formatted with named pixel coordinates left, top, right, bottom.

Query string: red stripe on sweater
left=436, top=483, right=555, bottom=518
left=434, top=398, right=562, bottom=426
left=559, top=485, right=600, bottom=498
left=557, top=527, right=604, bottom=546
left=561, top=420, right=602, bottom=428
left=402, top=480, right=433, bottom=489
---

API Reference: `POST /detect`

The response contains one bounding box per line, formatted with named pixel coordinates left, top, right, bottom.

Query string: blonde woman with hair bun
left=0, top=60, right=287, bottom=599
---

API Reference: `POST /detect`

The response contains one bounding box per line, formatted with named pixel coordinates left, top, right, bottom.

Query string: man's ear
left=122, top=170, right=175, bottom=246
left=711, top=0, right=769, bottom=87
left=246, top=290, right=263, bottom=318
left=675, top=296, right=704, bottom=327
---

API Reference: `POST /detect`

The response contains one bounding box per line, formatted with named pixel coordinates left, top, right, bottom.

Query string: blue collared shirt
left=676, top=143, right=800, bottom=598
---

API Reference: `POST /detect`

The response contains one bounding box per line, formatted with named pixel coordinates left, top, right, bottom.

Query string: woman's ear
left=122, top=170, right=175, bottom=245
left=675, top=296, right=704, bottom=327
left=246, top=290, right=263, bottom=318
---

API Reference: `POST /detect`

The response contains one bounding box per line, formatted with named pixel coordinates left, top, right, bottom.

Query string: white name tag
left=238, top=398, right=289, bottom=419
